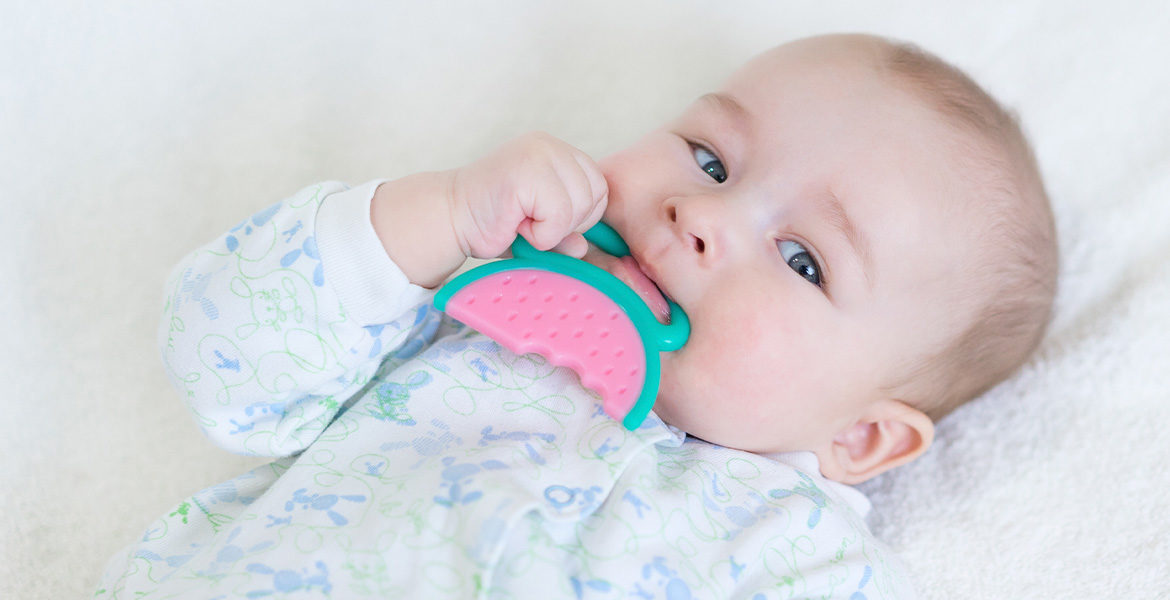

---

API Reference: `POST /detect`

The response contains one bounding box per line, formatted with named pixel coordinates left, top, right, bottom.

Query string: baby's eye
left=690, top=144, right=727, bottom=183
left=778, top=240, right=822, bottom=287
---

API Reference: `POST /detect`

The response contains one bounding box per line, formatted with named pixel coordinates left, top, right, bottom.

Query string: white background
left=3, top=1, right=1168, bottom=597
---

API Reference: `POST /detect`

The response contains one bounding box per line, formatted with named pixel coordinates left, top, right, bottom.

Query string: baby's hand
left=449, top=132, right=608, bottom=260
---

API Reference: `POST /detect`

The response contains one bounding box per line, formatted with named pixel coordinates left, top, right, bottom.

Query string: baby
left=95, top=33, right=1057, bottom=598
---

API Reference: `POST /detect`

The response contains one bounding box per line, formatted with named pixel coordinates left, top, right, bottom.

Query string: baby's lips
left=613, top=255, right=671, bottom=324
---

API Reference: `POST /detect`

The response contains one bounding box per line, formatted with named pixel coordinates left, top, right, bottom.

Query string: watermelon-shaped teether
left=434, top=223, right=689, bottom=430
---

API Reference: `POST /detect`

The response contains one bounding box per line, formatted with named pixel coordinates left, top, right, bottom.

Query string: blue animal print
left=408, top=419, right=462, bottom=459
left=229, top=401, right=285, bottom=435
left=593, top=436, right=621, bottom=459
left=768, top=471, right=828, bottom=528
left=468, top=356, right=498, bottom=381
left=280, top=235, right=324, bottom=287
left=543, top=485, right=603, bottom=514
left=701, top=483, right=782, bottom=542
left=478, top=426, right=556, bottom=465
left=729, top=555, right=746, bottom=582
left=245, top=560, right=333, bottom=596
left=201, top=479, right=256, bottom=507
left=243, top=401, right=285, bottom=419
left=178, top=268, right=220, bottom=321
left=849, top=565, right=873, bottom=600
left=478, top=426, right=556, bottom=446
left=188, top=527, right=276, bottom=579
left=362, top=324, right=388, bottom=359
left=213, top=349, right=240, bottom=371
left=570, top=576, right=613, bottom=598
left=421, top=333, right=471, bottom=365
left=367, top=371, right=431, bottom=425
left=377, top=420, right=466, bottom=470
left=367, top=304, right=444, bottom=361
left=433, top=456, right=509, bottom=508
left=361, top=304, right=441, bottom=360
left=362, top=458, right=386, bottom=476
left=133, top=546, right=198, bottom=570
left=228, top=419, right=255, bottom=435
left=420, top=331, right=496, bottom=374
left=634, top=556, right=694, bottom=599
left=224, top=202, right=282, bottom=253
left=281, top=220, right=303, bottom=243
left=622, top=489, right=651, bottom=519
left=283, top=488, right=367, bottom=526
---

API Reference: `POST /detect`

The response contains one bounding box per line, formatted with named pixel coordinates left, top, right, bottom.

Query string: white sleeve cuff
left=315, top=180, right=434, bottom=326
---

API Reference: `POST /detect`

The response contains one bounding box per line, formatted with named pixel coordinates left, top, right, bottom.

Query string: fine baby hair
left=435, top=222, right=690, bottom=430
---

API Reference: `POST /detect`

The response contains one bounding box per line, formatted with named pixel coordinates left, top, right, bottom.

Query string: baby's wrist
left=370, top=171, right=467, bottom=288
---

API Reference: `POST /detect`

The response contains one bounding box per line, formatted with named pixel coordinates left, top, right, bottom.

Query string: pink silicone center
left=444, top=269, right=645, bottom=420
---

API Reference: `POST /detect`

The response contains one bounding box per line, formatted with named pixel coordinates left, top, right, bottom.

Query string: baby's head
left=589, top=33, right=1057, bottom=483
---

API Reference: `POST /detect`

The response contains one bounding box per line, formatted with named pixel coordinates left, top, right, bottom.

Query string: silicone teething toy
left=433, top=223, right=690, bottom=430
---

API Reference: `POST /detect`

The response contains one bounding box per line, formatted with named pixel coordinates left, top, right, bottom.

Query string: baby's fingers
left=517, top=198, right=575, bottom=251
left=510, top=132, right=608, bottom=252
left=568, top=148, right=609, bottom=228
left=531, top=148, right=607, bottom=252
left=550, top=231, right=589, bottom=259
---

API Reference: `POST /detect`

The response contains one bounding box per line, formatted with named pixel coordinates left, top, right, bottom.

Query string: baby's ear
left=814, top=399, right=934, bottom=485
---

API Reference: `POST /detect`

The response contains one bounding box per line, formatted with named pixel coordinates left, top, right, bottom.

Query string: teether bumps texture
left=442, top=269, right=646, bottom=421
left=435, top=222, right=688, bottom=430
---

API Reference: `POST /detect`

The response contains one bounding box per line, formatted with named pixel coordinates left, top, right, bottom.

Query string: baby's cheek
left=659, top=328, right=775, bottom=408
left=706, top=305, right=794, bottom=375
left=654, top=293, right=808, bottom=421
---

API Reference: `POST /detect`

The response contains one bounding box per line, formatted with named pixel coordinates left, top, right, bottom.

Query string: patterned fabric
left=94, top=183, right=915, bottom=599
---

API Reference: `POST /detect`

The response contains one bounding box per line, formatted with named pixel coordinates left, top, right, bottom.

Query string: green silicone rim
left=433, top=222, right=690, bottom=430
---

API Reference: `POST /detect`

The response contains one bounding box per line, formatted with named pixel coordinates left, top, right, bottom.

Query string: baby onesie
left=93, top=181, right=916, bottom=599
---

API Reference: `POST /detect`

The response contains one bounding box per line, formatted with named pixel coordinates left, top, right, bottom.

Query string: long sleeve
left=157, top=180, right=444, bottom=457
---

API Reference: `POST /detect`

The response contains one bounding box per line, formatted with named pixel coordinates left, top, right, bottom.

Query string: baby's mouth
left=609, top=255, right=672, bottom=325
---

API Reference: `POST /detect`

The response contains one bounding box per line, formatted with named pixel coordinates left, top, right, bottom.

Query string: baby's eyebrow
left=698, top=93, right=751, bottom=136
left=822, top=189, right=875, bottom=289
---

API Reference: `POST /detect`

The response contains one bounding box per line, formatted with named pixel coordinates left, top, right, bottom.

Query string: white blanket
left=3, top=2, right=1167, bottom=598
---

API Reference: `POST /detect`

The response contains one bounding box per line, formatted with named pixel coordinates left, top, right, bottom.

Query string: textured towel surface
left=3, top=2, right=1167, bottom=598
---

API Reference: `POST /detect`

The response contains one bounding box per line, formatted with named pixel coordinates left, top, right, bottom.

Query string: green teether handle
left=582, top=221, right=630, bottom=257
left=510, top=221, right=629, bottom=259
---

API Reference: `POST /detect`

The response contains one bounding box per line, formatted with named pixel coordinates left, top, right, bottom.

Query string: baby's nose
left=668, top=205, right=707, bottom=253
left=665, top=198, right=720, bottom=262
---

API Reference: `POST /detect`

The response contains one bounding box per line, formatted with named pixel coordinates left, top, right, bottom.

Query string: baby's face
left=586, top=38, right=977, bottom=458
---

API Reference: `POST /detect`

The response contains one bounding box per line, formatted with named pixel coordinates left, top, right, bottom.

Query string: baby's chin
left=650, top=396, right=721, bottom=446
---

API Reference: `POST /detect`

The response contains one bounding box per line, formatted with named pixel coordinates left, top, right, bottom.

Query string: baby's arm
left=159, top=133, right=606, bottom=458
left=158, top=181, right=439, bottom=457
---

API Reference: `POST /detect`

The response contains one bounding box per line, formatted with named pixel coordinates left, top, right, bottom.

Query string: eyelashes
left=689, top=143, right=727, bottom=183
left=778, top=240, right=822, bottom=287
